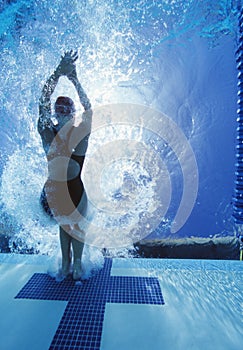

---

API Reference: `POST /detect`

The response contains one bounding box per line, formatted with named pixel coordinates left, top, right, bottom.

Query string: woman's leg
left=67, top=178, right=86, bottom=280
left=72, top=237, right=84, bottom=280
left=59, top=226, right=72, bottom=276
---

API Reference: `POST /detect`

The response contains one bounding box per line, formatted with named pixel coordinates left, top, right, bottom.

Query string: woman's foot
left=73, top=259, right=82, bottom=280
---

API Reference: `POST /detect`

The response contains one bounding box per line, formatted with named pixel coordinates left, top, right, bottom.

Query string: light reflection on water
left=159, top=269, right=242, bottom=346
left=117, top=258, right=243, bottom=348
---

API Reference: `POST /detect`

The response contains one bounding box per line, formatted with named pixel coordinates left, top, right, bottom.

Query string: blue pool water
left=0, top=3, right=242, bottom=349
left=0, top=0, right=241, bottom=255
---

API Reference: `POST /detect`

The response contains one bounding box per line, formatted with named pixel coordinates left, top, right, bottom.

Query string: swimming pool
left=0, top=1, right=242, bottom=348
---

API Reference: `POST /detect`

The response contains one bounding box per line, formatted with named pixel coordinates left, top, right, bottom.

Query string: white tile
left=100, top=303, right=168, bottom=350
left=0, top=299, right=67, bottom=350
left=0, top=260, right=67, bottom=350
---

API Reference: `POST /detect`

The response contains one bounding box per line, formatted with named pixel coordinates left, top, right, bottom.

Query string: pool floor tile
left=0, top=254, right=242, bottom=350
left=15, top=258, right=164, bottom=349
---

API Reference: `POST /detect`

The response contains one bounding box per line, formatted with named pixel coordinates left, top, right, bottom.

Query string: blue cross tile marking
left=15, top=258, right=164, bottom=350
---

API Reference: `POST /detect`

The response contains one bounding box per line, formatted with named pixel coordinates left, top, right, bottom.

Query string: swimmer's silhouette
left=38, top=50, right=92, bottom=280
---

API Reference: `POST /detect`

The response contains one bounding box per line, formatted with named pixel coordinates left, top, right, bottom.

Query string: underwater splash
left=0, top=0, right=240, bottom=254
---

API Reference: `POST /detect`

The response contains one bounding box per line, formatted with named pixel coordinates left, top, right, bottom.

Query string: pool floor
left=0, top=254, right=242, bottom=350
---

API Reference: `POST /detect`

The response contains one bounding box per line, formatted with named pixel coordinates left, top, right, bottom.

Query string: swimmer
left=38, top=50, right=92, bottom=280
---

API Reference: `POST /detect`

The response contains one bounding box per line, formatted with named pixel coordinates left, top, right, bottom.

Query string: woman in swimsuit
left=38, top=50, right=92, bottom=280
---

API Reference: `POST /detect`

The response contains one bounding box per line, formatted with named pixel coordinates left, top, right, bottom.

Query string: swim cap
left=55, top=96, right=75, bottom=115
